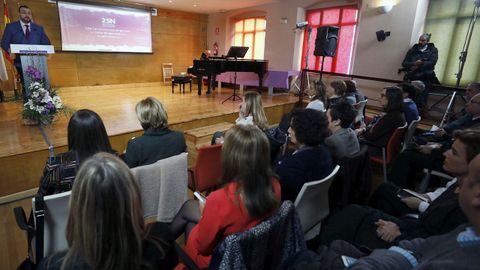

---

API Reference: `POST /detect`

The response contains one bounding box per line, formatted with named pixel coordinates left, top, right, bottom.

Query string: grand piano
left=187, top=57, right=268, bottom=95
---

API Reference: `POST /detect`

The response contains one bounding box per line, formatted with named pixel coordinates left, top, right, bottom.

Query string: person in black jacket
left=125, top=96, right=186, bottom=168
left=274, top=108, right=333, bottom=201
left=401, top=33, right=440, bottom=108
left=401, top=33, right=439, bottom=84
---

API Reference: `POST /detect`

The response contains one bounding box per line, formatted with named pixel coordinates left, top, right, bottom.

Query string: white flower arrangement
left=22, top=66, right=70, bottom=125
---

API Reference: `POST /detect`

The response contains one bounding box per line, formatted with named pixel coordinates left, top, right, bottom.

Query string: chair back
left=208, top=201, right=306, bottom=270
left=162, top=63, right=174, bottom=85
left=353, top=99, right=368, bottom=123
left=402, top=116, right=421, bottom=152
left=193, top=144, right=222, bottom=192
left=131, top=152, right=188, bottom=222
left=331, top=146, right=371, bottom=207
left=32, top=191, right=71, bottom=260
left=294, top=165, right=340, bottom=239
left=385, top=123, right=408, bottom=163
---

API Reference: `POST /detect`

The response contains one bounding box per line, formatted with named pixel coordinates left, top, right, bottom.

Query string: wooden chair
left=162, top=63, right=174, bottom=85
left=188, top=144, right=222, bottom=193
left=370, top=123, right=408, bottom=182
left=294, top=165, right=340, bottom=240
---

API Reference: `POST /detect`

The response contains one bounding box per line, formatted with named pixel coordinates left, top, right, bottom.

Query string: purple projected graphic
left=58, top=1, right=152, bottom=53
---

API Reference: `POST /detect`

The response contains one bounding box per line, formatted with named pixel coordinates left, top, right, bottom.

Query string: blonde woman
left=213, top=91, right=269, bottom=144
left=125, top=96, right=186, bottom=168
left=38, top=153, right=177, bottom=270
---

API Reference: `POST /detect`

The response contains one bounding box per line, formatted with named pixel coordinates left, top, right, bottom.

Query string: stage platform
left=0, top=82, right=297, bottom=198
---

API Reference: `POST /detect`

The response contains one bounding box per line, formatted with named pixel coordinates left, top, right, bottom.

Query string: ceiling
left=117, top=0, right=278, bottom=14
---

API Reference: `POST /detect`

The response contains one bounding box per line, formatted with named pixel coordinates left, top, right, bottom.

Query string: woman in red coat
left=171, top=125, right=281, bottom=268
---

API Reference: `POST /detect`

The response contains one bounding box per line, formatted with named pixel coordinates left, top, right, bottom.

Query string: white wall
left=207, top=0, right=429, bottom=82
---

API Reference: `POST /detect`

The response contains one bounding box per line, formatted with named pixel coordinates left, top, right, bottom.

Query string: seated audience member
left=235, top=91, right=268, bottom=129
left=170, top=125, right=281, bottom=268
left=327, top=80, right=350, bottom=107
left=290, top=152, right=480, bottom=270
left=346, top=152, right=480, bottom=270
left=320, top=130, right=479, bottom=250
left=400, top=83, right=420, bottom=124
left=213, top=91, right=269, bottom=144
left=357, top=86, right=406, bottom=155
left=389, top=89, right=480, bottom=188
left=38, top=109, right=114, bottom=196
left=125, top=97, right=186, bottom=168
left=344, top=79, right=365, bottom=104
left=370, top=129, right=480, bottom=217
left=437, top=82, right=480, bottom=136
left=306, top=80, right=327, bottom=112
left=38, top=153, right=177, bottom=270
left=325, top=101, right=360, bottom=161
left=274, top=108, right=333, bottom=201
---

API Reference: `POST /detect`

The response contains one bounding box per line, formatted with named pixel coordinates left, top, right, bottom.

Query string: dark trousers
left=369, top=182, right=417, bottom=217
left=320, top=205, right=401, bottom=250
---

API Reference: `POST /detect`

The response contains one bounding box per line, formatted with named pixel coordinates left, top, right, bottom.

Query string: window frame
left=301, top=5, right=358, bottom=73
left=233, top=17, right=266, bottom=60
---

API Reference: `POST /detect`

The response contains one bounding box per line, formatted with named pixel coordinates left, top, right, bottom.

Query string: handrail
left=302, top=69, right=467, bottom=93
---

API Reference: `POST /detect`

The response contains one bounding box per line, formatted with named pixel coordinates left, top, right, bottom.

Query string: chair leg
left=418, top=170, right=432, bottom=193
left=382, top=147, right=387, bottom=182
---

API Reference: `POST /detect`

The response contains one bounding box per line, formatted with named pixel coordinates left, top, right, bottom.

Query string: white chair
left=294, top=165, right=340, bottom=240
left=402, top=116, right=421, bottom=152
left=353, top=99, right=368, bottom=124
left=131, top=152, right=188, bottom=222
left=32, top=191, right=71, bottom=261
left=162, top=63, right=174, bottom=85
left=418, top=169, right=454, bottom=193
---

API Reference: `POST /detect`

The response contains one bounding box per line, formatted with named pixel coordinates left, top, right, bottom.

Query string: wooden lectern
left=10, top=44, right=55, bottom=97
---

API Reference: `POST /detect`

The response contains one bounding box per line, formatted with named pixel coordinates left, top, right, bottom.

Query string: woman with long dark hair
left=37, top=109, right=114, bottom=196
left=357, top=87, right=406, bottom=153
left=171, top=125, right=281, bottom=268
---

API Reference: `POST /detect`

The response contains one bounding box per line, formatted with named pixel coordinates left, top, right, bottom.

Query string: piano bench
left=172, top=75, right=192, bottom=94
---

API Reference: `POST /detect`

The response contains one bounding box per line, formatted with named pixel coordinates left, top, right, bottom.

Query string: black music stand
left=222, top=46, right=249, bottom=103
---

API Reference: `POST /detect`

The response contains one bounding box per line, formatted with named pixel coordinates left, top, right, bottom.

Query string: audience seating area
left=14, top=97, right=472, bottom=269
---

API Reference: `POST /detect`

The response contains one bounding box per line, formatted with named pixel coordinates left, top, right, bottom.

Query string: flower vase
left=23, top=118, right=39, bottom=126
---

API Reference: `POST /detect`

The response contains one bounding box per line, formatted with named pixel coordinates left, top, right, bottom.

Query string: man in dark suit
left=1, top=5, right=51, bottom=99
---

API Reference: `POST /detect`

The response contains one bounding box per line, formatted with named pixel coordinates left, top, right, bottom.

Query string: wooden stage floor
left=0, top=82, right=297, bottom=198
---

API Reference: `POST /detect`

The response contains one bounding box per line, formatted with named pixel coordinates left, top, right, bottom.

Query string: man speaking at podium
left=1, top=5, right=51, bottom=99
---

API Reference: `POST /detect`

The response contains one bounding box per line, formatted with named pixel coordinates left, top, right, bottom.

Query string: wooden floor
left=0, top=82, right=298, bottom=269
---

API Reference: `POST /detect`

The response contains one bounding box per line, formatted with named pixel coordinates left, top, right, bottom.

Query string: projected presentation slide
left=58, top=1, right=152, bottom=53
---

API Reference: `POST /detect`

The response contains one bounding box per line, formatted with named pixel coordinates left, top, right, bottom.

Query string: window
left=301, top=6, right=358, bottom=74
left=424, top=0, right=480, bottom=86
left=233, top=18, right=266, bottom=59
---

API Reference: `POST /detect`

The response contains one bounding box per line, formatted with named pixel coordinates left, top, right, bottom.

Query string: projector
left=296, top=21, right=309, bottom=28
